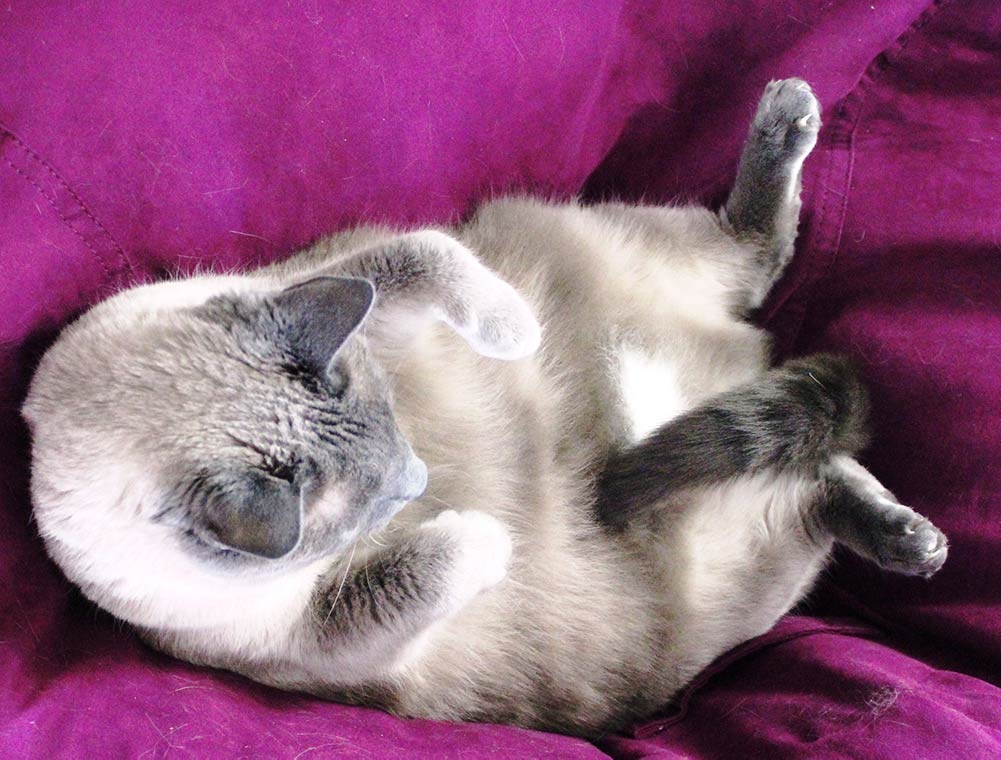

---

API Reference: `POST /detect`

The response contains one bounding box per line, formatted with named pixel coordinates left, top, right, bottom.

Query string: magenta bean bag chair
left=2, top=1, right=999, bottom=756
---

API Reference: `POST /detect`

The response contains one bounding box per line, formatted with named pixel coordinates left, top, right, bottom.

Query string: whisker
left=426, top=494, right=461, bottom=511
left=807, top=371, right=827, bottom=389
left=322, top=542, right=357, bottom=628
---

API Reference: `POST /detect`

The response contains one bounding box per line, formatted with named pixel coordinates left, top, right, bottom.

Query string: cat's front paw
left=421, top=234, right=541, bottom=360
left=462, top=275, right=542, bottom=361
left=425, top=509, right=512, bottom=611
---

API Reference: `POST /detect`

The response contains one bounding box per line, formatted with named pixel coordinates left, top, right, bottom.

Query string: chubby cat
left=22, top=79, right=946, bottom=737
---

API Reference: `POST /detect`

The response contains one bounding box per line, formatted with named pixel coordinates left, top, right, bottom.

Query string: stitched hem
left=0, top=124, right=135, bottom=295
left=764, top=0, right=954, bottom=354
left=630, top=618, right=879, bottom=738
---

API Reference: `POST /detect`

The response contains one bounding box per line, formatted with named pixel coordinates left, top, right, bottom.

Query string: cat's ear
left=273, top=276, right=375, bottom=373
left=201, top=471, right=302, bottom=559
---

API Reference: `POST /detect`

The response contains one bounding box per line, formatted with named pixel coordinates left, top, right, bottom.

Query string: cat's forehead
left=107, top=274, right=266, bottom=315
left=96, top=282, right=281, bottom=384
left=59, top=276, right=265, bottom=369
left=27, top=277, right=294, bottom=436
left=24, top=272, right=385, bottom=458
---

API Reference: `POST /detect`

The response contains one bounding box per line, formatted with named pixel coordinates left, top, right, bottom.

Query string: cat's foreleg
left=304, top=509, right=511, bottom=685
left=721, top=77, right=821, bottom=309
left=327, top=231, right=541, bottom=360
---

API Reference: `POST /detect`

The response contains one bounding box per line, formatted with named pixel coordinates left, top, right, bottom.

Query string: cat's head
left=22, top=273, right=426, bottom=615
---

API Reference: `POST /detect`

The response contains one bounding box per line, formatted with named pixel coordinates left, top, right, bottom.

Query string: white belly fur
left=616, top=346, right=688, bottom=442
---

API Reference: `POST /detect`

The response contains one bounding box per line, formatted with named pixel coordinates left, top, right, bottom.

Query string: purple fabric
left=2, top=0, right=999, bottom=756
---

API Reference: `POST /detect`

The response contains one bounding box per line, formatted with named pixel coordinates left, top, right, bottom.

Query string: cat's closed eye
left=260, top=457, right=298, bottom=485
left=226, top=433, right=302, bottom=485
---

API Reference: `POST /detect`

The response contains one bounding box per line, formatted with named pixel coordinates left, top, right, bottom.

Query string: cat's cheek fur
left=28, top=451, right=323, bottom=645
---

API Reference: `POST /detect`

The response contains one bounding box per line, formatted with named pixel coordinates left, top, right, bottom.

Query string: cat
left=22, top=79, right=947, bottom=738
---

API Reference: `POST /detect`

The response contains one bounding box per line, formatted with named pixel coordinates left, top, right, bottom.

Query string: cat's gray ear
left=274, top=276, right=375, bottom=373
left=202, top=471, right=302, bottom=559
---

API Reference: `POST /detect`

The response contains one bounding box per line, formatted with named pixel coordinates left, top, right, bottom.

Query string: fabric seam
left=0, top=124, right=135, bottom=288
left=630, top=623, right=878, bottom=738
left=1, top=155, right=113, bottom=281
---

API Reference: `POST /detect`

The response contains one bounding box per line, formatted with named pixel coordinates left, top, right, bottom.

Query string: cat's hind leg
left=671, top=452, right=948, bottom=670
left=599, top=351, right=948, bottom=576
left=662, top=455, right=945, bottom=689
left=633, top=386, right=947, bottom=686
left=721, top=78, right=821, bottom=310
left=598, top=353, right=868, bottom=526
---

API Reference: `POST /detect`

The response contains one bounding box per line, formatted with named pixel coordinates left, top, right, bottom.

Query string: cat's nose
left=401, top=453, right=428, bottom=501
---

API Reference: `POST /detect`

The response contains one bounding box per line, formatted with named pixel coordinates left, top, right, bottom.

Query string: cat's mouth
left=373, top=455, right=428, bottom=517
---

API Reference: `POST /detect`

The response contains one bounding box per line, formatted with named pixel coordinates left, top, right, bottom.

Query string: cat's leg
left=662, top=466, right=833, bottom=683
left=301, top=509, right=511, bottom=686
left=599, top=351, right=947, bottom=572
left=721, top=77, right=821, bottom=310
left=598, top=353, right=868, bottom=526
left=323, top=231, right=541, bottom=360
left=809, top=455, right=948, bottom=577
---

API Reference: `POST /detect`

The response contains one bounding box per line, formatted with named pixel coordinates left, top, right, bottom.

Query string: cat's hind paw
left=752, top=78, right=821, bottom=159
left=822, top=456, right=948, bottom=578
left=869, top=506, right=949, bottom=578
